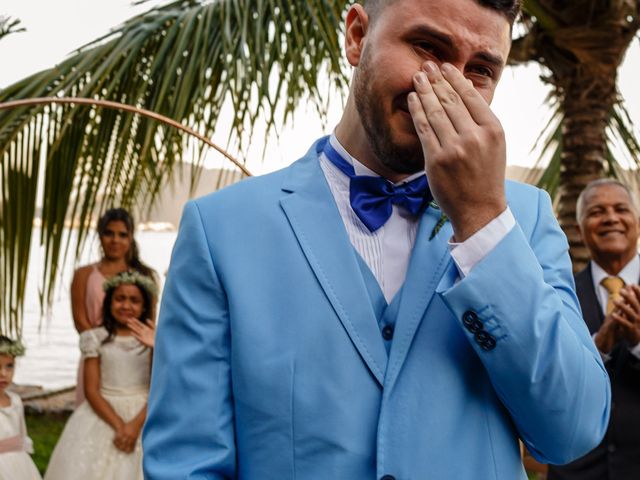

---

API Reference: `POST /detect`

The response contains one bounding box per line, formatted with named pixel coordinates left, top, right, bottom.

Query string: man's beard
left=353, top=50, right=425, bottom=176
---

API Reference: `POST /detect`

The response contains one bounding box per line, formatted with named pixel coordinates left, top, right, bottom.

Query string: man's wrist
left=448, top=207, right=514, bottom=277
left=594, top=331, right=613, bottom=354
left=450, top=201, right=507, bottom=242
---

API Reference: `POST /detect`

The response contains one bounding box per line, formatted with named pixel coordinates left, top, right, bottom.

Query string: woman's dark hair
left=97, top=208, right=155, bottom=278
left=102, top=280, right=153, bottom=342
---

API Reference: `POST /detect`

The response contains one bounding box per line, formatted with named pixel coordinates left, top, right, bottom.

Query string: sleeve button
left=463, top=311, right=483, bottom=333
left=479, top=336, right=497, bottom=351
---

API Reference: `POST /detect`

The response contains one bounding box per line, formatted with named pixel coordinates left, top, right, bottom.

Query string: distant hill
left=138, top=165, right=244, bottom=229
left=506, top=165, right=542, bottom=183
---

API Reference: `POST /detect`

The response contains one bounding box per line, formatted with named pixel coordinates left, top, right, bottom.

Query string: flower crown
left=0, top=337, right=26, bottom=357
left=102, top=271, right=158, bottom=297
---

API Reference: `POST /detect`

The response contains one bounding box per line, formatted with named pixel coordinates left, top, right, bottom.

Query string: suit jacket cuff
left=449, top=207, right=516, bottom=278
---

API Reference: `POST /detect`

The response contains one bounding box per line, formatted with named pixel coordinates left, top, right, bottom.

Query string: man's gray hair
left=576, top=178, right=640, bottom=224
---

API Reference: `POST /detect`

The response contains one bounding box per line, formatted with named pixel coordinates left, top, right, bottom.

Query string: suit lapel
left=384, top=206, right=453, bottom=392
left=575, top=264, right=604, bottom=334
left=279, top=138, right=387, bottom=386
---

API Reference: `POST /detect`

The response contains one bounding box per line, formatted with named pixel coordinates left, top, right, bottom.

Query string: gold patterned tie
left=601, top=276, right=625, bottom=315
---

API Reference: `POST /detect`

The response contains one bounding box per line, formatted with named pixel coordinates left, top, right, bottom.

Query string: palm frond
left=525, top=103, right=563, bottom=197
left=529, top=96, right=640, bottom=201
left=0, top=0, right=351, bottom=336
left=0, top=16, right=25, bottom=42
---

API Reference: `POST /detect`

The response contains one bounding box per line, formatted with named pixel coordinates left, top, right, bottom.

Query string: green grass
left=25, top=411, right=69, bottom=475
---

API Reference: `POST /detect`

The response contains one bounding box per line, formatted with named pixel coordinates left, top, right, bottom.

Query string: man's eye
left=469, top=65, right=494, bottom=78
left=415, top=42, right=437, bottom=55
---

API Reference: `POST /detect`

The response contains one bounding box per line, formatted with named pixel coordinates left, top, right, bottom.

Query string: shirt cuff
left=448, top=207, right=515, bottom=278
left=630, top=341, right=640, bottom=359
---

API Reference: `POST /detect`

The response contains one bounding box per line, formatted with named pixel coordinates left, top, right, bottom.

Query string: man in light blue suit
left=143, top=0, right=611, bottom=478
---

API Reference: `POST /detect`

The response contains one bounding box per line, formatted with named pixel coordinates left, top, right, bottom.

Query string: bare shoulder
left=72, top=264, right=94, bottom=282
left=71, top=264, right=96, bottom=295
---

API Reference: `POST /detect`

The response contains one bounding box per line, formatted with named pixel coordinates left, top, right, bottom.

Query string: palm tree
left=0, top=0, right=638, bottom=335
left=512, top=1, right=640, bottom=268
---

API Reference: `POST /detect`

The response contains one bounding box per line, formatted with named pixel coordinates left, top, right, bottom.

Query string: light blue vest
left=354, top=252, right=404, bottom=355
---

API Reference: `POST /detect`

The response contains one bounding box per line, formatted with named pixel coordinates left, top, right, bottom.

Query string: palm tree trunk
left=555, top=72, right=617, bottom=271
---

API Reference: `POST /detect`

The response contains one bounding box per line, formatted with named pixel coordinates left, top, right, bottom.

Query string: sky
left=1, top=0, right=639, bottom=175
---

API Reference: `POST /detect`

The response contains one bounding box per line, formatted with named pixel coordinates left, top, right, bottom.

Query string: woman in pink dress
left=70, top=208, right=156, bottom=406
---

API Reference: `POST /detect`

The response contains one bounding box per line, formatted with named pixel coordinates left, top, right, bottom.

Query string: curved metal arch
left=0, top=96, right=253, bottom=177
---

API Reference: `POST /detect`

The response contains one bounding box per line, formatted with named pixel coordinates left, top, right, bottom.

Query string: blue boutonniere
left=428, top=201, right=448, bottom=241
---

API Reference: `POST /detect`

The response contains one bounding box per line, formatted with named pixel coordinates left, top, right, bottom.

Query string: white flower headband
left=0, top=338, right=26, bottom=357
left=102, top=271, right=158, bottom=297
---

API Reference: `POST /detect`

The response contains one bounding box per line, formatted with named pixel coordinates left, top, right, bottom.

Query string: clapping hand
left=596, top=285, right=640, bottom=353
left=124, top=317, right=156, bottom=348
left=613, top=285, right=640, bottom=345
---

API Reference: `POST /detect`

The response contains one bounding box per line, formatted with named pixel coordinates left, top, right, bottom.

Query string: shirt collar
left=591, top=255, right=640, bottom=288
left=329, top=132, right=425, bottom=186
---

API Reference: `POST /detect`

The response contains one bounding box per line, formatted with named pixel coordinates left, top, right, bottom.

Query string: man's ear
left=576, top=222, right=584, bottom=243
left=344, top=4, right=369, bottom=67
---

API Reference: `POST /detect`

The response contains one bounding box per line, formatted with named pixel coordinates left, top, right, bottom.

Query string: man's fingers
left=424, top=62, right=477, bottom=134
left=439, top=63, right=498, bottom=126
left=411, top=70, right=456, bottom=147
left=614, top=300, right=639, bottom=321
left=620, top=287, right=640, bottom=314
left=612, top=311, right=637, bottom=330
left=407, top=90, right=441, bottom=156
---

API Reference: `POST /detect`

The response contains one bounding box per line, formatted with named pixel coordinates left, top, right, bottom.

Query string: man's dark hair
left=364, top=0, right=521, bottom=25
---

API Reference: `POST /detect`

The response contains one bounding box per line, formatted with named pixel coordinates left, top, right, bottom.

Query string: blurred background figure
left=45, top=272, right=157, bottom=480
left=70, top=208, right=155, bottom=406
left=0, top=336, right=41, bottom=480
left=548, top=179, right=640, bottom=480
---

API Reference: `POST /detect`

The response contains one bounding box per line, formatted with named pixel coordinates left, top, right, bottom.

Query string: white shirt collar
left=329, top=133, right=425, bottom=186
left=591, top=255, right=640, bottom=289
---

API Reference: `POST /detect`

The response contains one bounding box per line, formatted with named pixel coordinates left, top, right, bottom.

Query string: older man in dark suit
left=548, top=178, right=640, bottom=480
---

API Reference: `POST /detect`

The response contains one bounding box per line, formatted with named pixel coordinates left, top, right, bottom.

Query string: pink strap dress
left=75, top=264, right=106, bottom=406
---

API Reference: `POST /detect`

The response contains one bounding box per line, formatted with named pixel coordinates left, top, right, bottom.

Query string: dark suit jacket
left=548, top=263, right=640, bottom=480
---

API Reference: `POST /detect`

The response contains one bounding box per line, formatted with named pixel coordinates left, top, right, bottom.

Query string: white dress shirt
left=591, top=256, right=640, bottom=358
left=320, top=134, right=515, bottom=303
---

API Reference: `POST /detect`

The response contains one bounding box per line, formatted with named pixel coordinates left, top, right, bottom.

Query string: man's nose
left=602, top=208, right=620, bottom=223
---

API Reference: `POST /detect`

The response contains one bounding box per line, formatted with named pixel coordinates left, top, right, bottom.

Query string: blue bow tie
left=323, top=142, right=432, bottom=232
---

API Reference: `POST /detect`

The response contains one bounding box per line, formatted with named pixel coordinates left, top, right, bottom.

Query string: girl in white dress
left=0, top=336, right=42, bottom=480
left=45, top=271, right=157, bottom=480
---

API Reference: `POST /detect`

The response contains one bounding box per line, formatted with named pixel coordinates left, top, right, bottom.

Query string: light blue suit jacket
left=143, top=137, right=611, bottom=479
